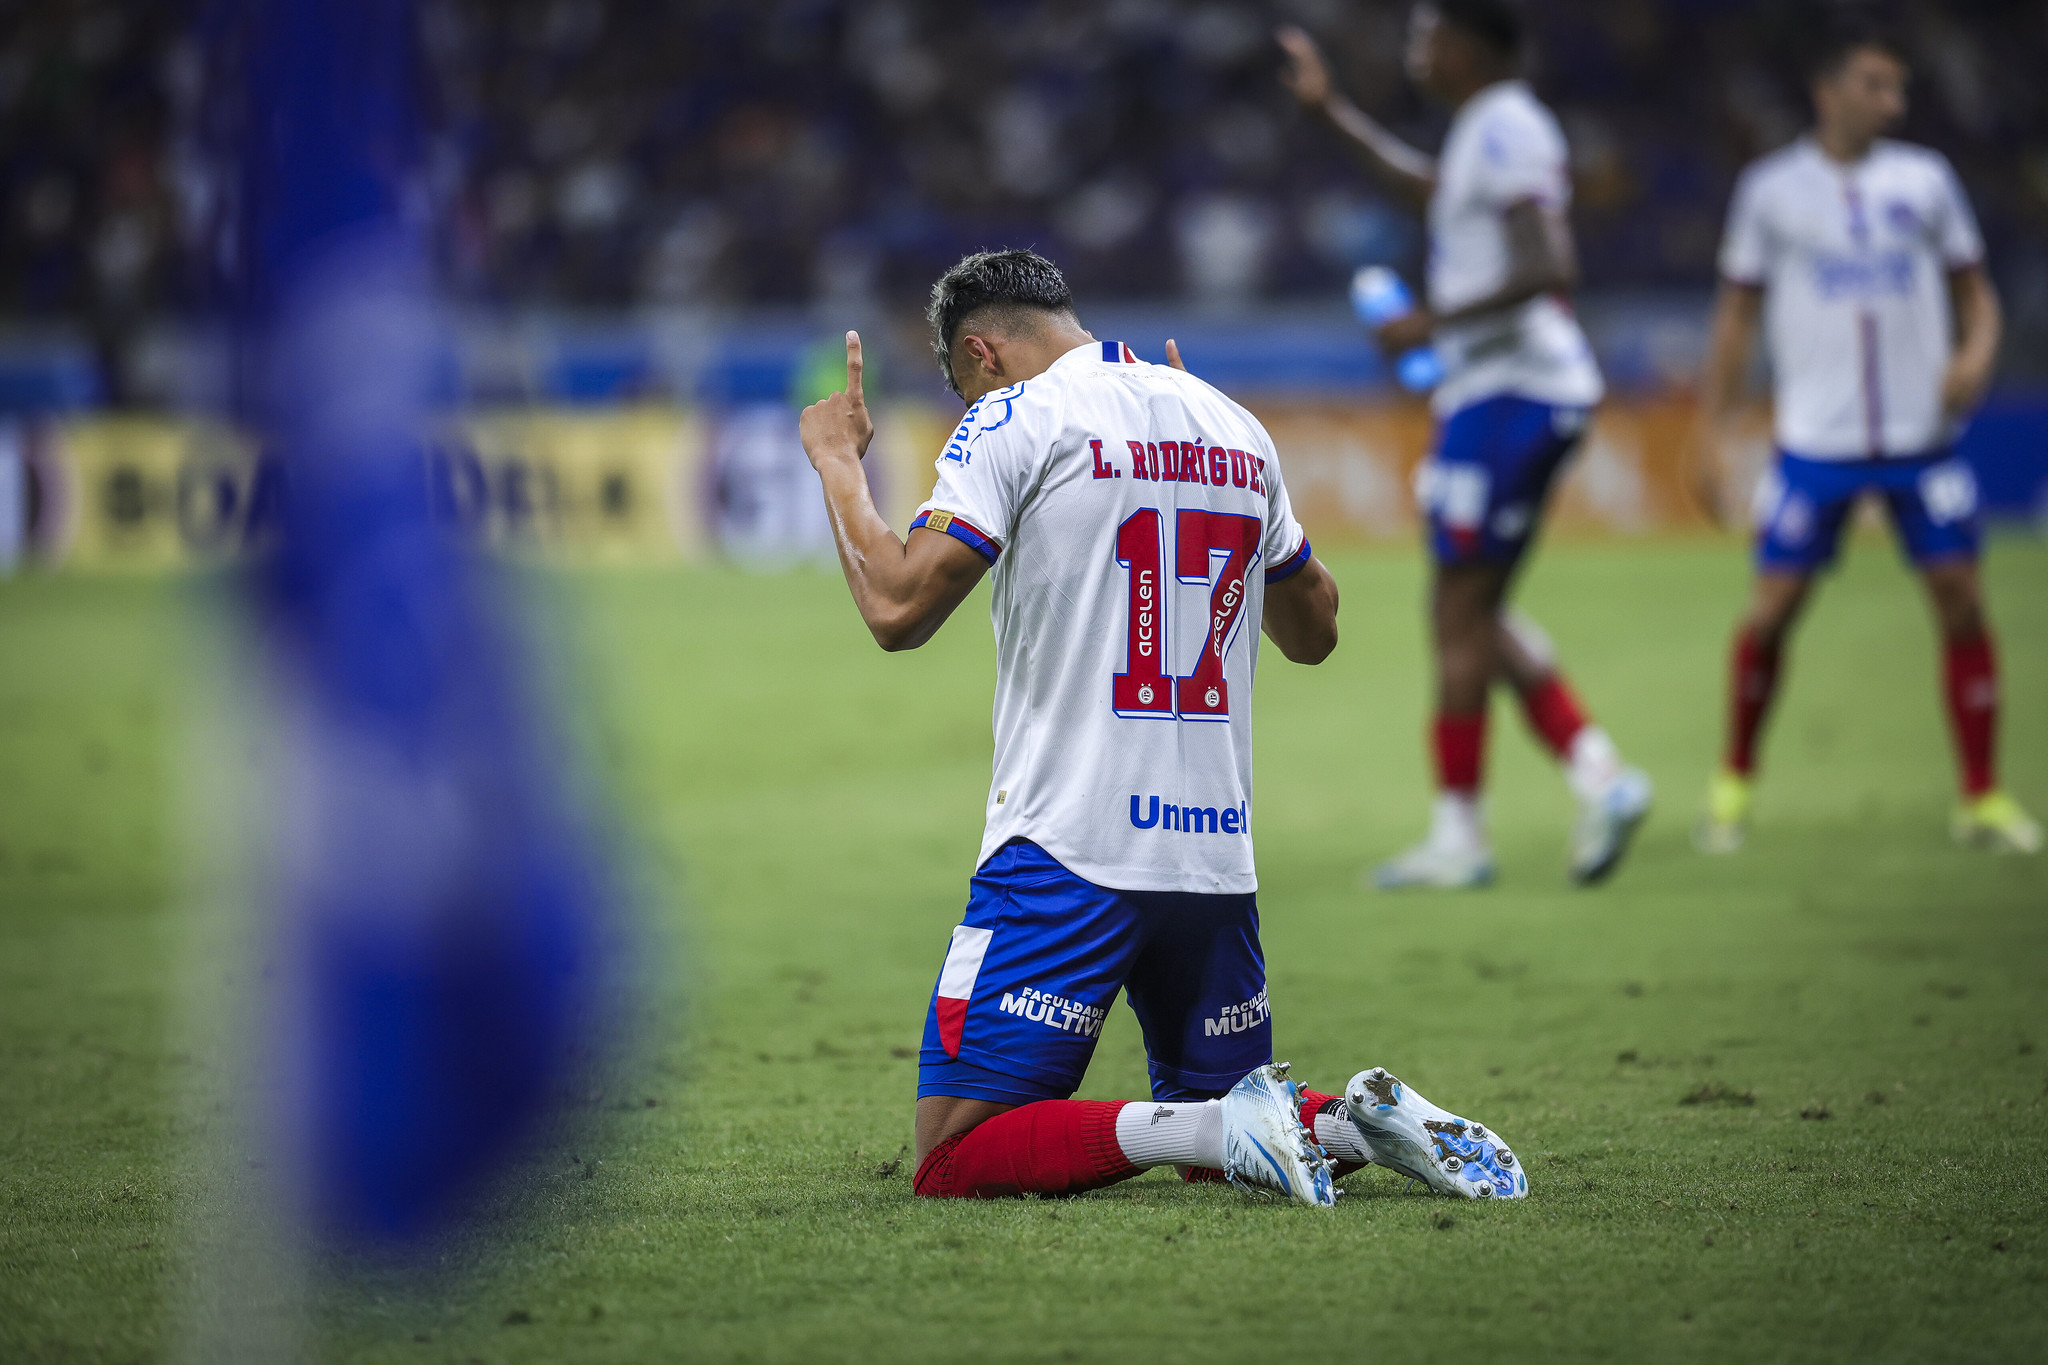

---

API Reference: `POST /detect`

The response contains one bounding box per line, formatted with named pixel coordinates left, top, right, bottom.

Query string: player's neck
left=1442, top=65, right=1515, bottom=109
left=957, top=324, right=1095, bottom=405
left=1813, top=124, right=1878, bottom=166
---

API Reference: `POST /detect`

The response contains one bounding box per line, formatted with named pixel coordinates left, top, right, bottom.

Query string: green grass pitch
left=3, top=536, right=2045, bottom=1363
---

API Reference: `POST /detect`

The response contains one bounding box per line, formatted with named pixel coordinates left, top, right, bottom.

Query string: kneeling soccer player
left=797, top=249, right=1526, bottom=1205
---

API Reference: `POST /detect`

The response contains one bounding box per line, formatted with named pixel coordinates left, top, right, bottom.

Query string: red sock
left=1726, top=628, right=1783, bottom=777
left=1434, top=712, right=1487, bottom=794
left=912, top=1101, right=1137, bottom=1199
left=1297, top=1088, right=1369, bottom=1178
left=1943, top=632, right=1998, bottom=798
left=1515, top=673, right=1588, bottom=761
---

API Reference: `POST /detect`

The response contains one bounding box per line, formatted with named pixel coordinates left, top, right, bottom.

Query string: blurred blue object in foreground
left=236, top=0, right=605, bottom=1243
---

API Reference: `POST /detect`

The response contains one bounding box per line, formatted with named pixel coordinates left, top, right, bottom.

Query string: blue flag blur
left=233, top=0, right=605, bottom=1243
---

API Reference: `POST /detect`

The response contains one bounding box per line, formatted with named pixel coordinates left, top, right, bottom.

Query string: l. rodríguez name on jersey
left=1087, top=437, right=1270, bottom=492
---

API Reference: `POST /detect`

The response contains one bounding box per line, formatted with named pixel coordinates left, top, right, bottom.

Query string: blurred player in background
left=798, top=249, right=1527, bottom=1204
left=1279, top=0, right=1652, bottom=890
left=1694, top=21, right=2041, bottom=856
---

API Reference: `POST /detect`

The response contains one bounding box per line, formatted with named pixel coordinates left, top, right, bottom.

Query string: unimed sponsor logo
left=1202, top=987, right=1269, bottom=1037
left=1129, top=795, right=1248, bottom=835
left=998, top=987, right=1106, bottom=1039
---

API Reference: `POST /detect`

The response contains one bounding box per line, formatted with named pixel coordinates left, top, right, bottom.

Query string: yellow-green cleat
left=1693, top=769, right=1751, bottom=854
left=1951, top=790, right=2044, bottom=855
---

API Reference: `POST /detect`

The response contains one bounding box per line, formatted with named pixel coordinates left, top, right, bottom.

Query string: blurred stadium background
left=3, top=0, right=2047, bottom=573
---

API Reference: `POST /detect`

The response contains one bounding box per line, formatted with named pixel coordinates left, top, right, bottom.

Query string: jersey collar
left=1052, top=339, right=1141, bottom=372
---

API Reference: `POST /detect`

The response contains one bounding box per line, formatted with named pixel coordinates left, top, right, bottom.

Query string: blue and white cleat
left=1345, top=1067, right=1527, bottom=1200
left=1221, top=1063, right=1338, bottom=1207
left=1370, top=838, right=1495, bottom=890
left=1570, top=766, right=1653, bottom=885
left=1372, top=795, right=1494, bottom=890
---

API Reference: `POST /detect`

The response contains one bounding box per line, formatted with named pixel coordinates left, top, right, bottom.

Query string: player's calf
left=912, top=1065, right=1336, bottom=1206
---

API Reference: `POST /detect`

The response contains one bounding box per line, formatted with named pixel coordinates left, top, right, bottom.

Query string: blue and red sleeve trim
left=1265, top=537, right=1312, bottom=584
left=911, top=509, right=1002, bottom=565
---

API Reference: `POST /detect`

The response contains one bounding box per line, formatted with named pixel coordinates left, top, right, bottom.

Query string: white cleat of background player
left=1563, top=725, right=1655, bottom=884
left=1374, top=726, right=1651, bottom=889
left=1372, top=793, right=1496, bottom=889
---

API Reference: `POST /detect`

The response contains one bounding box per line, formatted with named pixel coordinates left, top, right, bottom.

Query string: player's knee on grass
left=914, top=1094, right=1014, bottom=1164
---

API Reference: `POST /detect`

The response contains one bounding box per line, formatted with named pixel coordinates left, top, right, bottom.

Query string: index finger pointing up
left=845, top=330, right=864, bottom=402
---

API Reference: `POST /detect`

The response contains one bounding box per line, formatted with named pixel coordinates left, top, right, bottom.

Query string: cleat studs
left=1499, top=1151, right=1515, bottom=1167
left=1443, top=1157, right=1463, bottom=1173
left=1470, top=1124, right=1486, bottom=1139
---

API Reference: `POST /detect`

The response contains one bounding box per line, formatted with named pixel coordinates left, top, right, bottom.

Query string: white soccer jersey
left=1426, top=80, right=1604, bottom=417
left=1720, top=137, right=1984, bottom=459
left=911, top=340, right=1311, bottom=895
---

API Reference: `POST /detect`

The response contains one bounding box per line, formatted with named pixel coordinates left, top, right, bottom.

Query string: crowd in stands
left=4, top=1, right=2047, bottom=364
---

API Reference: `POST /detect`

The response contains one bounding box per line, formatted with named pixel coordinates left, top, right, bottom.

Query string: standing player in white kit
left=1279, top=0, right=1653, bottom=890
left=1694, top=21, right=2040, bottom=854
left=798, top=249, right=1528, bottom=1204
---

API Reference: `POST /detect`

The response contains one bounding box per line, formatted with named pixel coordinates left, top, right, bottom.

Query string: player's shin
left=912, top=1100, right=1139, bottom=1199
left=1943, top=630, right=1998, bottom=798
left=1515, top=672, right=1587, bottom=763
left=912, top=1098, right=1249, bottom=1199
left=1435, top=710, right=1486, bottom=795
left=1727, top=626, right=1784, bottom=778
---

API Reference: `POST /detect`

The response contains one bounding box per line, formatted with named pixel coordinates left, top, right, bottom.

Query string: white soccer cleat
left=1372, top=796, right=1494, bottom=889
left=1569, top=766, right=1653, bottom=885
left=1344, top=1067, right=1527, bottom=1200
left=1951, top=790, right=2044, bottom=855
left=1371, top=838, right=1495, bottom=890
left=1221, top=1063, right=1337, bottom=1207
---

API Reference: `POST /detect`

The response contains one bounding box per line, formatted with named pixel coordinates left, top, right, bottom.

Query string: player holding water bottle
left=1280, top=0, right=1652, bottom=889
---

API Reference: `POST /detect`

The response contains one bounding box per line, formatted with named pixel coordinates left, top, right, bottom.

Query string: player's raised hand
left=1276, top=25, right=1332, bottom=108
left=799, top=330, right=875, bottom=469
left=1164, top=338, right=1189, bottom=373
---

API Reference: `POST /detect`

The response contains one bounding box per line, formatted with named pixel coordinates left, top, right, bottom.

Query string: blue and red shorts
left=918, top=840, right=1271, bottom=1106
left=1415, top=395, right=1591, bottom=567
left=1752, top=449, right=1980, bottom=574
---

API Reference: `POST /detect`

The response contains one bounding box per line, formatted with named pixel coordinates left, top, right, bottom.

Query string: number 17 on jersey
left=1113, top=507, right=1262, bottom=722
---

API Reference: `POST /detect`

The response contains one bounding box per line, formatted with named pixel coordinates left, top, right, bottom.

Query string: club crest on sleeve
left=942, top=384, right=1025, bottom=464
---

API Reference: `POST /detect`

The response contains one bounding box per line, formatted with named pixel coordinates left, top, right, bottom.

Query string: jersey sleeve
left=1255, top=431, right=1311, bottom=585
left=909, top=384, right=1040, bottom=565
left=1717, top=164, right=1771, bottom=286
left=1473, top=100, right=1571, bottom=210
left=1929, top=153, right=1985, bottom=268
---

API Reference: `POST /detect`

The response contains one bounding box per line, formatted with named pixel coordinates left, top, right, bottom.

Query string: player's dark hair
left=1429, top=0, right=1523, bottom=62
left=1808, top=13, right=1908, bottom=81
left=927, top=249, right=1078, bottom=398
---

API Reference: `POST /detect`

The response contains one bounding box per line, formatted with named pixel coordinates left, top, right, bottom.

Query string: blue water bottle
left=1350, top=266, right=1444, bottom=392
